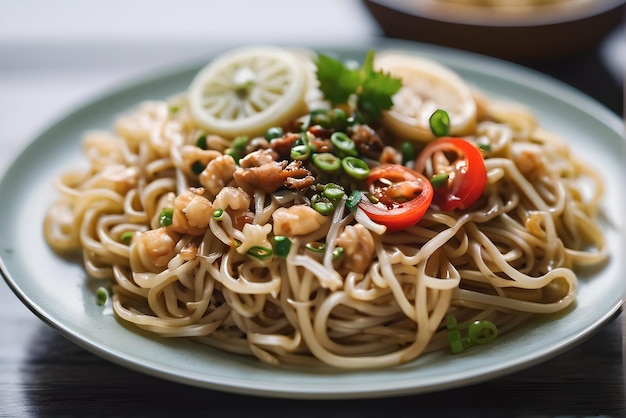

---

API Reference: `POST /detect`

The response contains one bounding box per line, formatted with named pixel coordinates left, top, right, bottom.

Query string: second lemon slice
left=188, top=46, right=309, bottom=138
left=374, top=51, right=477, bottom=143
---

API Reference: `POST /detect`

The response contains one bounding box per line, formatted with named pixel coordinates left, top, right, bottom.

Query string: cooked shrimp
left=136, top=227, right=180, bottom=267
left=170, top=188, right=213, bottom=235
left=336, top=224, right=375, bottom=274
left=213, top=187, right=252, bottom=214
left=513, top=144, right=546, bottom=180
left=199, top=154, right=238, bottom=197
left=181, top=145, right=222, bottom=172
left=272, top=205, right=327, bottom=237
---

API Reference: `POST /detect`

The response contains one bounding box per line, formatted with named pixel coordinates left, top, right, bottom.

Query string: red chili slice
left=414, top=137, right=487, bottom=211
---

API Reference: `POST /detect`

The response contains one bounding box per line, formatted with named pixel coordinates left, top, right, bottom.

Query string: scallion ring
left=309, top=109, right=332, bottom=128
left=305, top=242, right=326, bottom=253
left=96, top=287, right=109, bottom=306
left=401, top=141, right=416, bottom=165
left=159, top=207, right=174, bottom=227
left=247, top=246, right=273, bottom=260
left=341, top=156, right=370, bottom=180
left=291, top=135, right=311, bottom=160
left=311, top=194, right=335, bottom=216
left=430, top=173, right=449, bottom=188
left=225, top=148, right=241, bottom=164
left=312, top=152, right=341, bottom=174
left=330, top=132, right=358, bottom=157
left=265, top=126, right=284, bottom=140
left=429, top=109, right=450, bottom=137
left=212, top=208, right=224, bottom=221
left=332, top=246, right=344, bottom=261
left=191, top=161, right=205, bottom=175
left=323, top=183, right=345, bottom=201
left=467, top=320, right=498, bottom=345
left=195, top=133, right=207, bottom=150
left=232, top=135, right=249, bottom=151
left=272, top=235, right=291, bottom=257
left=120, top=231, right=134, bottom=244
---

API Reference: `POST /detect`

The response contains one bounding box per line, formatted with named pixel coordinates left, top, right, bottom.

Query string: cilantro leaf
left=358, top=69, right=402, bottom=120
left=315, top=50, right=402, bottom=123
left=315, top=54, right=361, bottom=106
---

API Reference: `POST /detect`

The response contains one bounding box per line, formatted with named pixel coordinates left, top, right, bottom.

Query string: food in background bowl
left=363, top=0, right=625, bottom=60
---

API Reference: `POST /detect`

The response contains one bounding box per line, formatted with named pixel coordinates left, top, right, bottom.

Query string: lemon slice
left=188, top=46, right=308, bottom=138
left=374, top=51, right=477, bottom=143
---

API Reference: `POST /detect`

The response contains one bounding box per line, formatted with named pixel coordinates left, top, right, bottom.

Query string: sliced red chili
left=415, top=137, right=487, bottom=211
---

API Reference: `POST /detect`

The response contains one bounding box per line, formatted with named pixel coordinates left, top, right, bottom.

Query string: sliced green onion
left=346, top=190, right=362, bottom=212
left=169, top=105, right=180, bottom=114
left=330, top=108, right=349, bottom=130
left=265, top=126, right=284, bottom=140
left=191, top=161, right=205, bottom=175
left=341, top=156, right=370, bottom=180
left=476, top=137, right=492, bottom=153
left=225, top=148, right=241, bottom=164
left=430, top=173, right=449, bottom=188
left=311, top=194, right=335, bottom=216
left=96, top=287, right=109, bottom=306
left=401, top=141, right=416, bottom=165
left=447, top=328, right=472, bottom=354
left=309, top=109, right=332, bottom=128
left=330, top=132, right=358, bottom=157
left=312, top=152, right=341, bottom=174
left=232, top=135, right=249, bottom=151
left=120, top=231, right=134, bottom=244
left=272, top=235, right=291, bottom=257
left=446, top=314, right=497, bottom=354
left=478, top=143, right=492, bottom=153
left=332, top=246, right=344, bottom=261
left=467, top=320, right=498, bottom=344
left=446, top=314, right=470, bottom=354
left=212, top=208, right=224, bottom=221
left=247, top=246, right=273, bottom=260
left=159, top=207, right=174, bottom=227
left=446, top=313, right=458, bottom=329
left=196, top=133, right=207, bottom=150
left=323, top=183, right=345, bottom=201
left=290, top=136, right=311, bottom=160
left=429, top=109, right=450, bottom=137
left=305, top=242, right=326, bottom=253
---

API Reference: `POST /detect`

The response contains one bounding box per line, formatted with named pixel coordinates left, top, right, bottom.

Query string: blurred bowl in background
left=363, top=0, right=625, bottom=61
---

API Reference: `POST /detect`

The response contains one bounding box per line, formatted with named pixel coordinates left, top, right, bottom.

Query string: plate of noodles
left=0, top=39, right=623, bottom=399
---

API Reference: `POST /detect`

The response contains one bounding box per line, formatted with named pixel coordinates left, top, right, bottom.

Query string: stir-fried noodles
left=43, top=47, right=607, bottom=369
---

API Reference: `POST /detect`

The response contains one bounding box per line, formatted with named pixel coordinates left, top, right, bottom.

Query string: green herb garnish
left=315, top=50, right=402, bottom=123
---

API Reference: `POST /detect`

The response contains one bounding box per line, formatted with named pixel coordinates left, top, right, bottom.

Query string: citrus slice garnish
left=188, top=46, right=308, bottom=138
left=374, top=51, right=477, bottom=143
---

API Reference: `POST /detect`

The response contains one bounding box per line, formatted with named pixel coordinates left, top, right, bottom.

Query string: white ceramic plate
left=1, top=40, right=623, bottom=399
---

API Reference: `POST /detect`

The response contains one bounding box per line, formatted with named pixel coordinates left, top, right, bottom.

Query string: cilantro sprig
left=315, top=50, right=402, bottom=124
